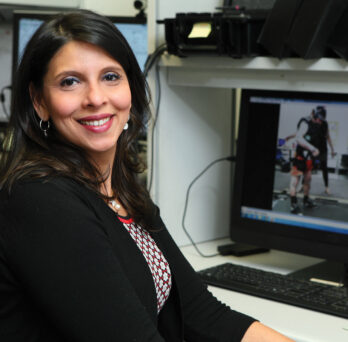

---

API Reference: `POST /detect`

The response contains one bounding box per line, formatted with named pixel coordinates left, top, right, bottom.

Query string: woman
left=0, top=10, right=293, bottom=342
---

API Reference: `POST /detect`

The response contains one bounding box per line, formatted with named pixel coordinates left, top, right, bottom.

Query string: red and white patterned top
left=118, top=216, right=172, bottom=313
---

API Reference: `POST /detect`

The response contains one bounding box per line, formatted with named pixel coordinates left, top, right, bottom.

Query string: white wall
left=0, top=0, right=136, bottom=14
left=81, top=0, right=137, bottom=16
left=155, top=77, right=233, bottom=245
left=148, top=0, right=234, bottom=246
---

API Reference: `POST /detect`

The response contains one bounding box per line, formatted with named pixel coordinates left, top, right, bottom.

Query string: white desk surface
left=180, top=239, right=348, bottom=342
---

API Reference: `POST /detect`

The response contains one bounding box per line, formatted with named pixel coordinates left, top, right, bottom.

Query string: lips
left=79, top=116, right=111, bottom=126
left=78, top=114, right=114, bottom=133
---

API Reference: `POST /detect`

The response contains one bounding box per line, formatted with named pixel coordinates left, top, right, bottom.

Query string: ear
left=29, top=83, right=50, bottom=121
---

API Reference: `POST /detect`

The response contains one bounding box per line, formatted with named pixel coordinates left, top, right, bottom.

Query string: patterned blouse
left=118, top=216, right=172, bottom=313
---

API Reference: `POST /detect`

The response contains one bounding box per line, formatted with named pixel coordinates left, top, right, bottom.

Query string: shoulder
left=3, top=176, right=75, bottom=199
left=297, top=117, right=310, bottom=131
left=9, top=176, right=92, bottom=196
left=0, top=176, right=112, bottom=255
left=1, top=176, right=99, bottom=220
left=297, top=116, right=310, bottom=126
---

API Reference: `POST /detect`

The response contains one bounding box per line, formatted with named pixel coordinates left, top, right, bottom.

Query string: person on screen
left=310, top=106, right=336, bottom=195
left=289, top=109, right=323, bottom=214
left=286, top=106, right=336, bottom=199
left=0, top=10, right=293, bottom=342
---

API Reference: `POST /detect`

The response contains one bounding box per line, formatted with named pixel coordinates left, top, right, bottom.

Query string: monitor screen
left=231, top=89, right=348, bottom=281
left=12, top=11, right=148, bottom=80
left=110, top=19, right=147, bottom=71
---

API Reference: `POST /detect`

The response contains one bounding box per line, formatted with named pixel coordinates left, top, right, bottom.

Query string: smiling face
left=33, top=40, right=132, bottom=166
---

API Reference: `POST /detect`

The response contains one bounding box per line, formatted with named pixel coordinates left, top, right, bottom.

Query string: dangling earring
left=39, top=119, right=50, bottom=137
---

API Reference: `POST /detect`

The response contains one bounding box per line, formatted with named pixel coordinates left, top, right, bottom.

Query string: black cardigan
left=0, top=177, right=255, bottom=341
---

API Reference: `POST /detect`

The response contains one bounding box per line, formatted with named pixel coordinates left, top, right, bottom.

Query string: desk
left=180, top=239, right=348, bottom=342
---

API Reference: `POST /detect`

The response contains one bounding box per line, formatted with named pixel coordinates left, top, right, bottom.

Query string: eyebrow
left=53, top=65, right=125, bottom=80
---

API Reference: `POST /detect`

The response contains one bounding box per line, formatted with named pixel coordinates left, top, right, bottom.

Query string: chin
left=89, top=144, right=117, bottom=155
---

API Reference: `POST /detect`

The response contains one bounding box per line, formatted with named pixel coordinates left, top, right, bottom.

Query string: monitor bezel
left=230, top=88, right=348, bottom=263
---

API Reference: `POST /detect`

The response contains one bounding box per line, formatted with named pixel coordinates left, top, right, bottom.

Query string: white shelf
left=161, top=55, right=348, bottom=71
left=161, top=55, right=348, bottom=93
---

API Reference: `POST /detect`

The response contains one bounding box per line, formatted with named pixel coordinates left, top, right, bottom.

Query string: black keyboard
left=198, top=262, right=348, bottom=319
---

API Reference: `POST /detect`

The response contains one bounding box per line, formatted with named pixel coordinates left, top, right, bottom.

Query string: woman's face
left=34, top=40, right=132, bottom=163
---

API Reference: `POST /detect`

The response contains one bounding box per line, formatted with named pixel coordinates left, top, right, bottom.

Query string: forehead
left=47, top=40, right=124, bottom=74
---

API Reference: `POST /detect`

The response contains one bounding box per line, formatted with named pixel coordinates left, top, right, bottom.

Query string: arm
left=242, top=322, right=293, bottom=342
left=2, top=179, right=164, bottom=342
left=295, top=121, right=319, bottom=156
left=284, top=133, right=295, bottom=142
left=326, top=129, right=336, bottom=157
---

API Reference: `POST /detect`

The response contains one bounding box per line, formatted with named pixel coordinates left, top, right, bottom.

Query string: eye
left=103, top=72, right=121, bottom=82
left=60, top=77, right=80, bottom=88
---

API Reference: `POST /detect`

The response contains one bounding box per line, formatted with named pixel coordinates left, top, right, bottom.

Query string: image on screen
left=240, top=93, right=348, bottom=236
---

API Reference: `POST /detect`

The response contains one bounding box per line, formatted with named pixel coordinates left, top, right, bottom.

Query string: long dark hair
left=0, top=10, right=156, bottom=230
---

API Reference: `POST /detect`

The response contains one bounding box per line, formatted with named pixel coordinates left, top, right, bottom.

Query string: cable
left=182, top=156, right=236, bottom=258
left=147, top=63, right=161, bottom=193
left=144, top=43, right=167, bottom=193
left=144, top=43, right=167, bottom=78
left=0, top=85, right=11, bottom=119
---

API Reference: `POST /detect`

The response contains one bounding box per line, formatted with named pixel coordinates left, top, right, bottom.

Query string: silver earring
left=123, top=114, right=130, bottom=130
left=123, top=122, right=129, bottom=130
left=39, top=119, right=50, bottom=137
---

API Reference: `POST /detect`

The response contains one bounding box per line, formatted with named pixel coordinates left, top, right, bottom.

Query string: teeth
left=80, top=117, right=111, bottom=126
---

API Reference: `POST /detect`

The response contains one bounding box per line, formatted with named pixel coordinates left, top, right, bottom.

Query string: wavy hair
left=0, top=10, right=156, bottom=230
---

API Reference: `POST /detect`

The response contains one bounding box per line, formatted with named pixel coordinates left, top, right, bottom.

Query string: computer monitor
left=11, top=11, right=148, bottom=81
left=231, top=89, right=348, bottom=284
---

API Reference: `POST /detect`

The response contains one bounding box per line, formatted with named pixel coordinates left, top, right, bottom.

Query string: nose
left=83, top=83, right=107, bottom=108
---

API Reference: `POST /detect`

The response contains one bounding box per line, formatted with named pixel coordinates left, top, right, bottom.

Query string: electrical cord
left=147, top=64, right=161, bottom=193
left=182, top=156, right=236, bottom=258
left=0, top=85, right=11, bottom=119
left=144, top=43, right=167, bottom=193
left=143, top=43, right=167, bottom=78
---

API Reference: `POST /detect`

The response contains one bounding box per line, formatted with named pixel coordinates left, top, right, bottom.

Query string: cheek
left=48, top=94, right=80, bottom=119
left=111, top=86, right=132, bottom=111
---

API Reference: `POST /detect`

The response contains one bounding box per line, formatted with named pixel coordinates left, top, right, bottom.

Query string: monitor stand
left=290, top=260, right=348, bottom=287
left=217, top=243, right=269, bottom=256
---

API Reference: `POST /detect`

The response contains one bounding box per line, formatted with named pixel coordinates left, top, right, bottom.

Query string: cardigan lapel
left=88, top=192, right=159, bottom=324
